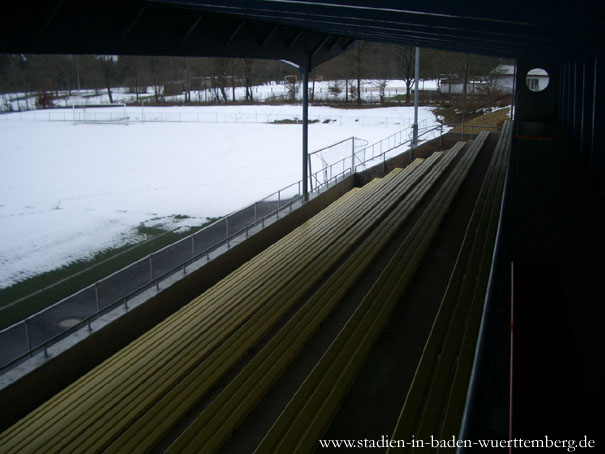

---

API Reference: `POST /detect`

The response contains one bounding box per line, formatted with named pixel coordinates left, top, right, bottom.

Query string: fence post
left=95, top=284, right=101, bottom=314
left=254, top=202, right=258, bottom=222
left=462, top=113, right=465, bottom=141
left=191, top=235, right=195, bottom=259
left=226, top=217, right=230, bottom=247
left=24, top=320, right=32, bottom=357
left=440, top=123, right=444, bottom=147
left=149, top=255, right=154, bottom=282
left=351, top=138, right=355, bottom=171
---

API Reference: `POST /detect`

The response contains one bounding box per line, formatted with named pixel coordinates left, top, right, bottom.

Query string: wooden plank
left=108, top=159, right=437, bottom=453
left=164, top=154, right=450, bottom=453
left=254, top=140, right=480, bottom=453
left=0, top=161, right=424, bottom=452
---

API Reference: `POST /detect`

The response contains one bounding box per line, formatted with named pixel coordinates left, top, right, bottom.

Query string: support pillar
left=302, top=66, right=309, bottom=200
left=412, top=47, right=420, bottom=147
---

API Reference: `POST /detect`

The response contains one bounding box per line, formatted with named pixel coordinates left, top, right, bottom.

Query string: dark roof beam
left=309, top=22, right=525, bottom=57
left=182, top=14, right=204, bottom=43
left=122, top=7, right=147, bottom=41
left=40, top=0, right=65, bottom=36
left=311, top=34, right=332, bottom=58
left=165, top=2, right=535, bottom=42
left=225, top=21, right=245, bottom=46
left=287, top=30, right=304, bottom=49
left=191, top=8, right=547, bottom=57
left=342, top=38, right=356, bottom=50
left=325, top=35, right=340, bottom=52
left=259, top=26, right=279, bottom=48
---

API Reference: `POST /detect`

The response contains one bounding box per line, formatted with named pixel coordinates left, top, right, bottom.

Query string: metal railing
left=0, top=132, right=383, bottom=372
left=1, top=108, right=416, bottom=128
left=0, top=121, right=501, bottom=373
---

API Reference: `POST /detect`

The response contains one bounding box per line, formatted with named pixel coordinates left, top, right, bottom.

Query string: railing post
left=95, top=284, right=101, bottom=314
left=24, top=320, right=32, bottom=357
left=226, top=217, right=230, bottom=247
left=191, top=235, right=195, bottom=259
left=440, top=123, right=443, bottom=147
left=351, top=137, right=355, bottom=172
left=149, top=255, right=154, bottom=282
left=254, top=202, right=258, bottom=221
left=462, top=113, right=465, bottom=141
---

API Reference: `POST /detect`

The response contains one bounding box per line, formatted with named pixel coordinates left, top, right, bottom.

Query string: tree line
left=0, top=41, right=511, bottom=104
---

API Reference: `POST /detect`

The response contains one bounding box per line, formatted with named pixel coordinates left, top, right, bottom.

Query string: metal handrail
left=0, top=122, right=500, bottom=372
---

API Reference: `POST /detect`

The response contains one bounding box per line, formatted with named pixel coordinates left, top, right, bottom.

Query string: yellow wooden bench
left=165, top=141, right=466, bottom=453
left=105, top=156, right=442, bottom=453
left=388, top=124, right=511, bottom=452
left=156, top=152, right=450, bottom=453
left=0, top=181, right=378, bottom=453
left=0, top=159, right=427, bottom=453
left=254, top=133, right=489, bottom=453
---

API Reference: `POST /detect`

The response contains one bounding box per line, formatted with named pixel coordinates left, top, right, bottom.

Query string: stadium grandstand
left=0, top=1, right=603, bottom=452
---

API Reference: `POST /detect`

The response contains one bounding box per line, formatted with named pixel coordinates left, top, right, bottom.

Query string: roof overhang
left=2, top=1, right=603, bottom=66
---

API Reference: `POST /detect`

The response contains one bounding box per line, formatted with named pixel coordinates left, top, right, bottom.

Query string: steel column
left=412, top=47, right=420, bottom=147
left=302, top=67, right=309, bottom=200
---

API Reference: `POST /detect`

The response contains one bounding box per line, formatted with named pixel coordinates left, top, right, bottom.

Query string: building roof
left=1, top=1, right=604, bottom=69
left=527, top=68, right=549, bottom=77
left=490, top=64, right=516, bottom=76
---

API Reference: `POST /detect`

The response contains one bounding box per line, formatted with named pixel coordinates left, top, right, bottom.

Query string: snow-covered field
left=0, top=104, right=441, bottom=289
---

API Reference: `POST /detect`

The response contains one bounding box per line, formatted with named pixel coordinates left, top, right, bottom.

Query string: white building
left=488, top=64, right=515, bottom=94
left=439, top=78, right=488, bottom=94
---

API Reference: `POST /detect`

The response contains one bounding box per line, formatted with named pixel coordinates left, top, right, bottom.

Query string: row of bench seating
left=0, top=127, right=507, bottom=453
left=0, top=145, right=442, bottom=452
left=253, top=131, right=491, bottom=454
left=389, top=121, right=512, bottom=452
left=162, top=146, right=464, bottom=453
left=106, top=155, right=442, bottom=454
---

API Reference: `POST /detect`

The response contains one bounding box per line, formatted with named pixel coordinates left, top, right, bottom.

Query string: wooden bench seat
left=162, top=142, right=468, bottom=453
left=389, top=123, right=512, bottom=452
left=105, top=156, right=444, bottom=453
left=155, top=151, right=453, bottom=453
left=254, top=133, right=489, bottom=454
left=0, top=158, right=431, bottom=453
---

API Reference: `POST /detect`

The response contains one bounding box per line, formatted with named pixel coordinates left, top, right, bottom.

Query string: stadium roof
left=2, top=1, right=604, bottom=68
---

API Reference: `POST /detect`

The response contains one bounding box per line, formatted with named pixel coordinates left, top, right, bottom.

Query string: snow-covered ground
left=0, top=104, right=441, bottom=289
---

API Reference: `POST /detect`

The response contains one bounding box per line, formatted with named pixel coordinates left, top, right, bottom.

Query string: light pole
left=413, top=47, right=420, bottom=147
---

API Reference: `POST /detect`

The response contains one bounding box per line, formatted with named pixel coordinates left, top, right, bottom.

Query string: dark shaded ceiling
left=1, top=0, right=603, bottom=68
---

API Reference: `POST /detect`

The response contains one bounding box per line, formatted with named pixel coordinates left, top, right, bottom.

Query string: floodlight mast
left=413, top=47, right=420, bottom=147
left=281, top=59, right=309, bottom=201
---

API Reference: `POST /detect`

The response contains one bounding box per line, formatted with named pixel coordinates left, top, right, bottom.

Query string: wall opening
left=526, top=68, right=550, bottom=92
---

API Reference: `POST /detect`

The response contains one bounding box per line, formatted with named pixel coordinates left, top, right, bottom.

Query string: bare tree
left=398, top=46, right=416, bottom=104
left=212, top=59, right=229, bottom=102
left=97, top=55, right=117, bottom=103
left=242, top=59, right=255, bottom=101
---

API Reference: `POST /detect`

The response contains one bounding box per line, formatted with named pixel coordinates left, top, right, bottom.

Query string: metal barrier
left=0, top=122, right=499, bottom=373
left=1, top=108, right=416, bottom=128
